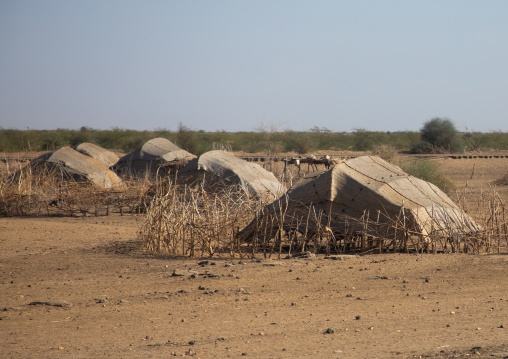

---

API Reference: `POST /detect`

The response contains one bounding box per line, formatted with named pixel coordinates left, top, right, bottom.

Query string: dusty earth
left=1, top=156, right=508, bottom=359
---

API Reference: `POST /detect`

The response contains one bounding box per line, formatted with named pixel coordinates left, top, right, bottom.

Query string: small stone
left=324, top=254, right=355, bottom=260
left=324, top=327, right=335, bottom=334
left=355, top=315, right=361, bottom=320
left=172, top=269, right=186, bottom=276
left=263, top=261, right=283, bottom=266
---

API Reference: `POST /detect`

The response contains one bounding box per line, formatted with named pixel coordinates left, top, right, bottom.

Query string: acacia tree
left=419, top=118, right=464, bottom=153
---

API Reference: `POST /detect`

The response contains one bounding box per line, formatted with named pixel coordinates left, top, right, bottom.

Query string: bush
left=352, top=129, right=392, bottom=152
left=281, top=131, right=313, bottom=154
left=419, top=118, right=464, bottom=153
left=352, top=129, right=376, bottom=151
left=398, top=158, right=455, bottom=194
left=372, top=144, right=397, bottom=162
left=409, top=141, right=434, bottom=154
left=176, top=124, right=198, bottom=154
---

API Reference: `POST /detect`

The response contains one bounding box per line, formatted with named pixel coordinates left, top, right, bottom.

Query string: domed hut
left=75, top=142, right=119, bottom=168
left=177, top=150, right=285, bottom=201
left=237, top=156, right=481, bottom=252
left=30, top=147, right=123, bottom=189
left=113, top=138, right=195, bottom=178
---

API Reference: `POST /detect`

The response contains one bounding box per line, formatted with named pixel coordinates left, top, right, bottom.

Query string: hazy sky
left=1, top=1, right=507, bottom=132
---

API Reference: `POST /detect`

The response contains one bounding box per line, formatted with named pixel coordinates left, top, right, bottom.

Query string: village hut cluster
left=2, top=137, right=491, bottom=255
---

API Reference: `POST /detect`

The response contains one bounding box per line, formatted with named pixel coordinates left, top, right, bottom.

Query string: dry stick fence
left=140, top=179, right=259, bottom=257
left=245, top=197, right=507, bottom=256
left=140, top=183, right=508, bottom=258
left=2, top=156, right=506, bottom=255
left=0, top=163, right=149, bottom=217
left=140, top=158, right=507, bottom=257
left=455, top=185, right=508, bottom=253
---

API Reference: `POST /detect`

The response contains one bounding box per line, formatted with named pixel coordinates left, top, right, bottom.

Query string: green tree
left=419, top=118, right=464, bottom=153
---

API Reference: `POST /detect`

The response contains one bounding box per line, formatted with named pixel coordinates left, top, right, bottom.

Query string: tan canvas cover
left=239, top=156, right=480, bottom=242
left=113, top=137, right=195, bottom=176
left=32, top=147, right=123, bottom=189
left=75, top=142, right=119, bottom=168
left=178, top=150, right=285, bottom=200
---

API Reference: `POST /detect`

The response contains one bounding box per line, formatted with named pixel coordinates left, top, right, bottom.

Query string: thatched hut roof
left=238, top=156, right=480, bottom=244
left=177, top=150, right=285, bottom=200
left=31, top=147, right=123, bottom=189
left=113, top=137, right=195, bottom=177
left=75, top=142, right=119, bottom=168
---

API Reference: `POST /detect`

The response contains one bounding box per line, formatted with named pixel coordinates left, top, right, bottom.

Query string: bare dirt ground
left=1, top=156, right=507, bottom=359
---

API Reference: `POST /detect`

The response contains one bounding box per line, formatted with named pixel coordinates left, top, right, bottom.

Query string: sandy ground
left=1, top=156, right=508, bottom=359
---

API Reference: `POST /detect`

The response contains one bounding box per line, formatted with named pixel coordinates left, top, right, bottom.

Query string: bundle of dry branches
left=139, top=179, right=261, bottom=257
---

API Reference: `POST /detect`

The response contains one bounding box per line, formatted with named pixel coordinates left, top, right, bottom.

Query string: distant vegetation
left=1, top=121, right=508, bottom=155
left=411, top=118, right=465, bottom=154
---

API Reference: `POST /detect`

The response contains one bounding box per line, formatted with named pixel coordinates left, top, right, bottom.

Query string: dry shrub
left=139, top=179, right=263, bottom=257
left=372, top=144, right=397, bottom=163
